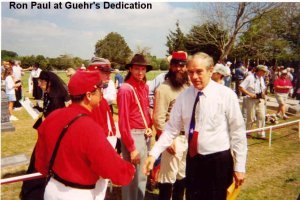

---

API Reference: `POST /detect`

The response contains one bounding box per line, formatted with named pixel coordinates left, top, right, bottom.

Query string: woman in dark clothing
left=20, top=71, right=70, bottom=200
left=36, top=71, right=70, bottom=117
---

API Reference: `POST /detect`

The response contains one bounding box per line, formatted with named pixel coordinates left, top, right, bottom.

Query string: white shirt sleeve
left=226, top=90, right=248, bottom=172
left=5, top=76, right=15, bottom=95
left=150, top=92, right=184, bottom=159
left=103, top=80, right=117, bottom=105
left=239, top=75, right=251, bottom=90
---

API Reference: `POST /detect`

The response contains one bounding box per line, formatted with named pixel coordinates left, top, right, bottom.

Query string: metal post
left=269, top=127, right=273, bottom=148
left=298, top=121, right=300, bottom=141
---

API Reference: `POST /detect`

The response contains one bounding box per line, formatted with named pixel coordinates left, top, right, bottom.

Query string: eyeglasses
left=95, top=82, right=108, bottom=89
left=91, top=87, right=103, bottom=94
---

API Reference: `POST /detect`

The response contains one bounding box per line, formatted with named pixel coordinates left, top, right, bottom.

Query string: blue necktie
left=188, top=91, right=203, bottom=157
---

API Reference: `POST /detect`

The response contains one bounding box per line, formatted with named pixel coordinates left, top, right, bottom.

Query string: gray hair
left=187, top=52, right=214, bottom=69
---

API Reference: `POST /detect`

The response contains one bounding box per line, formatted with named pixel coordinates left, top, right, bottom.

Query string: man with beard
left=153, top=51, right=190, bottom=200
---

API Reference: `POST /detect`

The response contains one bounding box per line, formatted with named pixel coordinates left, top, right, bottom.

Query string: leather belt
left=196, top=149, right=230, bottom=158
left=52, top=172, right=95, bottom=190
left=179, top=131, right=185, bottom=135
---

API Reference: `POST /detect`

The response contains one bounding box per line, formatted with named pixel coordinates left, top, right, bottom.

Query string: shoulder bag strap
left=124, top=83, right=148, bottom=130
left=47, top=113, right=87, bottom=178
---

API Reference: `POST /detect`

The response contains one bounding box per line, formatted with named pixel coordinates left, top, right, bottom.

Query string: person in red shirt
left=87, top=57, right=118, bottom=200
left=88, top=57, right=117, bottom=139
left=117, top=54, right=153, bottom=200
left=35, top=70, right=135, bottom=200
left=274, top=69, right=293, bottom=119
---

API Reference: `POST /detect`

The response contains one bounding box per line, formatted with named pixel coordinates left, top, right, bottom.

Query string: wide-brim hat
left=125, top=54, right=153, bottom=72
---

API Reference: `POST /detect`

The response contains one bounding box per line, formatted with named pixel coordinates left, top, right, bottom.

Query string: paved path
left=239, top=96, right=300, bottom=114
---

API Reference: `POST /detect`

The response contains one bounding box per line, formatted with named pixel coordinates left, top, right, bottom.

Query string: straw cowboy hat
left=125, top=54, right=153, bottom=72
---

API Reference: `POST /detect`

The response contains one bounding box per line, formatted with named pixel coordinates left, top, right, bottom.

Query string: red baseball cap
left=87, top=57, right=114, bottom=72
left=68, top=70, right=104, bottom=95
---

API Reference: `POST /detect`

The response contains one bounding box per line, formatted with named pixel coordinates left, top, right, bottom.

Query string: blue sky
left=1, top=2, right=202, bottom=60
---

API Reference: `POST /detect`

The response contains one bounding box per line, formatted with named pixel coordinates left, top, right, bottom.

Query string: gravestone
left=1, top=90, right=15, bottom=132
left=1, top=153, right=28, bottom=168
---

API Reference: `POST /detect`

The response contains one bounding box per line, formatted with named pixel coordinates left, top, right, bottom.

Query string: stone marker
left=1, top=90, right=15, bottom=132
left=288, top=106, right=300, bottom=114
left=1, top=154, right=28, bottom=168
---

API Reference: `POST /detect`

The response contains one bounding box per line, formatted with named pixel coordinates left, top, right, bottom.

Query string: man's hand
left=234, top=171, right=245, bottom=188
left=249, top=93, right=256, bottom=99
left=166, top=140, right=176, bottom=155
left=142, top=155, right=155, bottom=176
left=130, top=149, right=140, bottom=165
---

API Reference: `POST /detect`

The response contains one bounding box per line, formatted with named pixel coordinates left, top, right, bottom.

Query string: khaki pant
left=275, top=93, right=288, bottom=105
left=158, top=135, right=188, bottom=184
left=245, top=97, right=266, bottom=130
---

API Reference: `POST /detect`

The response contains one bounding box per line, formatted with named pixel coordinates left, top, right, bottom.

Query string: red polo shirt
left=35, top=104, right=134, bottom=186
left=274, top=77, right=293, bottom=93
left=117, top=76, right=152, bottom=152
left=91, top=98, right=116, bottom=136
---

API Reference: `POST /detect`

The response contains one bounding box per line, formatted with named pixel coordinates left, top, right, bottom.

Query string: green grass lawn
left=1, top=71, right=300, bottom=199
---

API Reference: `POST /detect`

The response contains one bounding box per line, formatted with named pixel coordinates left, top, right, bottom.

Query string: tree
left=135, top=45, right=151, bottom=56
left=185, top=23, right=225, bottom=63
left=166, top=21, right=187, bottom=56
left=20, top=56, right=36, bottom=68
left=47, top=54, right=86, bottom=70
left=35, top=55, right=49, bottom=69
left=198, top=2, right=280, bottom=61
left=95, top=32, right=132, bottom=67
left=1, top=50, right=18, bottom=61
left=232, top=3, right=300, bottom=66
left=159, top=59, right=169, bottom=70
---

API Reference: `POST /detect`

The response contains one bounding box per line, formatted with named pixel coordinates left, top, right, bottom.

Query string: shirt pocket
left=205, top=102, right=225, bottom=130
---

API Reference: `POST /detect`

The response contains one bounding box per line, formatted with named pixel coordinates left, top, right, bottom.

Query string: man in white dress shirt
left=143, top=52, right=247, bottom=200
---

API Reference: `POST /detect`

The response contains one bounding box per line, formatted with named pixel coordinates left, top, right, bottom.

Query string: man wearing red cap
left=88, top=57, right=117, bottom=143
left=153, top=51, right=190, bottom=200
left=35, top=70, right=134, bottom=200
left=117, top=54, right=153, bottom=200
left=88, top=57, right=117, bottom=113
left=87, top=57, right=118, bottom=200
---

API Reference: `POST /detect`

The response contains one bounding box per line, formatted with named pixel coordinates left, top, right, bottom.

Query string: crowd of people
left=1, top=52, right=299, bottom=200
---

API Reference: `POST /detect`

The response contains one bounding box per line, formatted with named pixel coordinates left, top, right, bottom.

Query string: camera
left=256, top=92, right=263, bottom=99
